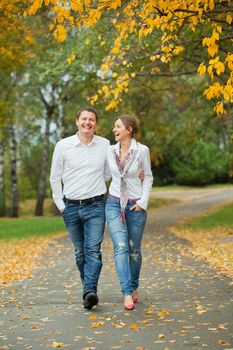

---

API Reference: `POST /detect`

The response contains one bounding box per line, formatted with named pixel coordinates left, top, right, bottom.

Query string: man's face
left=76, top=111, right=97, bottom=137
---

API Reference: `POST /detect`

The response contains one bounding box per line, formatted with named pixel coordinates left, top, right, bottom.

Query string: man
left=50, top=107, right=110, bottom=310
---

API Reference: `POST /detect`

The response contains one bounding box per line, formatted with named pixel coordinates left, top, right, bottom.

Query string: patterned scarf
left=113, top=147, right=138, bottom=221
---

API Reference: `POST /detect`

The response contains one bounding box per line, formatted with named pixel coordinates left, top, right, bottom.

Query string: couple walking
left=50, top=107, right=153, bottom=311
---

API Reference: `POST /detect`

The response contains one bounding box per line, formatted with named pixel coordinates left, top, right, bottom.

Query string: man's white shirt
left=50, top=134, right=110, bottom=211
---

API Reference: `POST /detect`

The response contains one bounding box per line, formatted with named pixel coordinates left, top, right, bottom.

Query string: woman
left=105, top=115, right=153, bottom=310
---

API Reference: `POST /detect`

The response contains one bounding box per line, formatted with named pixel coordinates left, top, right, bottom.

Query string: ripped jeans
left=105, top=196, right=147, bottom=296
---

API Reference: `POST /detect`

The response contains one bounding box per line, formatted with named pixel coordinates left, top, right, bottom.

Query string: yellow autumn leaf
left=225, top=53, right=233, bottom=71
left=212, top=30, right=219, bottom=41
left=108, top=0, right=121, bottom=10
left=111, top=321, right=126, bottom=328
left=87, top=9, right=102, bottom=27
left=91, top=321, right=105, bottom=328
left=173, top=45, right=184, bottom=55
left=50, top=342, right=64, bottom=348
left=53, top=25, right=67, bottom=43
left=214, top=101, right=225, bottom=115
left=217, top=339, right=230, bottom=345
left=204, top=82, right=223, bottom=99
left=223, top=85, right=233, bottom=101
left=226, top=15, right=232, bottom=24
left=105, top=100, right=118, bottom=111
left=157, top=310, right=171, bottom=318
left=208, top=43, right=218, bottom=57
left=198, top=63, right=206, bottom=75
left=89, top=315, right=97, bottom=320
left=70, top=0, right=83, bottom=13
left=130, top=323, right=138, bottom=329
left=216, top=61, right=225, bottom=75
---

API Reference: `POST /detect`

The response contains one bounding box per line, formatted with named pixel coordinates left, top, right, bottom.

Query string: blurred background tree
left=0, top=1, right=232, bottom=217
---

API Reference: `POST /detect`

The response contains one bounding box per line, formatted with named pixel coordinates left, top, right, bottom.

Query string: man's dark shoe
left=83, top=292, right=98, bottom=310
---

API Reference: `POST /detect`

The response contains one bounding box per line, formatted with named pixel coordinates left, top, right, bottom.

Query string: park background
left=1, top=3, right=233, bottom=349
left=1, top=0, right=233, bottom=219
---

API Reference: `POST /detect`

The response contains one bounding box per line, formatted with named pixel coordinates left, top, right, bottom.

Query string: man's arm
left=50, top=142, right=65, bottom=211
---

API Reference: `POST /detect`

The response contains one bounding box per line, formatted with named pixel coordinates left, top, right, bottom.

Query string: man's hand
left=129, top=204, right=143, bottom=211
left=139, top=170, right=144, bottom=182
left=60, top=209, right=64, bottom=213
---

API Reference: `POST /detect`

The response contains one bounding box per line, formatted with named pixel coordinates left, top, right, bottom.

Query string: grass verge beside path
left=0, top=217, right=65, bottom=240
left=171, top=202, right=233, bottom=278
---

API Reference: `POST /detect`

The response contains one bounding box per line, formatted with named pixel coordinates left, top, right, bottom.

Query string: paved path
left=1, top=188, right=233, bottom=350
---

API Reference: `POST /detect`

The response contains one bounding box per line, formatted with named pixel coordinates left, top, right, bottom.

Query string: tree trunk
left=9, top=125, right=19, bottom=217
left=0, top=138, right=6, bottom=216
left=34, top=110, right=52, bottom=216
left=57, top=97, right=66, bottom=140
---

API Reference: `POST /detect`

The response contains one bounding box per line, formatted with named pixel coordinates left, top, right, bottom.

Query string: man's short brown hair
left=76, top=107, right=98, bottom=122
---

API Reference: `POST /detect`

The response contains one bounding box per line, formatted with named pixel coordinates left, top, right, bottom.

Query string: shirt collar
left=114, top=138, right=138, bottom=155
left=75, top=133, right=97, bottom=146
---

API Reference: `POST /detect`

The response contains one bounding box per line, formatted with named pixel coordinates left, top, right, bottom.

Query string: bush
left=172, top=140, right=229, bottom=186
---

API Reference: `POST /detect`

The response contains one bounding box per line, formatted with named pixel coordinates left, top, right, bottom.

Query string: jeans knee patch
left=130, top=249, right=141, bottom=261
left=115, top=241, right=127, bottom=254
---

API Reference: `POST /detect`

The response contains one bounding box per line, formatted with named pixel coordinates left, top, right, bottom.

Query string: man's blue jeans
left=105, top=197, right=147, bottom=296
left=62, top=199, right=105, bottom=298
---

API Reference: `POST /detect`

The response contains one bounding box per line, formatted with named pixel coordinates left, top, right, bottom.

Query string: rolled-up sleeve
left=136, top=146, right=153, bottom=210
left=49, top=142, right=65, bottom=211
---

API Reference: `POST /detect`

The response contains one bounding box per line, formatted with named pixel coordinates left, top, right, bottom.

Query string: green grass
left=0, top=217, right=65, bottom=240
left=181, top=202, right=233, bottom=231
left=0, top=197, right=177, bottom=241
left=148, top=197, right=179, bottom=209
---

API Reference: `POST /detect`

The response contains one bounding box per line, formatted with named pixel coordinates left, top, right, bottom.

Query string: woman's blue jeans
left=105, top=197, right=147, bottom=296
left=62, top=199, right=105, bottom=298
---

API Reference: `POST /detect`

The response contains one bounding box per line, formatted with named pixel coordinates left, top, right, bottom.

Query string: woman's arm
left=136, top=146, right=153, bottom=210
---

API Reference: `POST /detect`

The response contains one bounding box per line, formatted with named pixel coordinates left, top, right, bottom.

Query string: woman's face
left=113, top=119, right=132, bottom=142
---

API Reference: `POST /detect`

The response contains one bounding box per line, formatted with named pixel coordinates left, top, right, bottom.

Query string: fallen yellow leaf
left=50, top=342, right=64, bottom=348
left=217, top=339, right=230, bottom=345
left=91, top=321, right=105, bottom=328
left=130, top=323, right=138, bottom=329
left=89, top=315, right=97, bottom=320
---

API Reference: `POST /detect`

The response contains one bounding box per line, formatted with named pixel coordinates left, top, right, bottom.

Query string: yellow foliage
left=226, top=15, right=232, bottom=24
left=214, top=101, right=225, bottom=114
left=67, top=54, right=76, bottom=64
left=86, top=9, right=102, bottom=27
left=204, top=82, right=223, bottom=99
left=70, top=0, right=83, bottom=13
left=25, top=0, right=233, bottom=113
left=53, top=25, right=67, bottom=42
left=198, top=62, right=207, bottom=75
left=27, top=0, right=43, bottom=16
left=225, top=53, right=233, bottom=71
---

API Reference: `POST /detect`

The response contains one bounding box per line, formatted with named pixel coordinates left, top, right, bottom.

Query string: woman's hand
left=129, top=204, right=144, bottom=211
